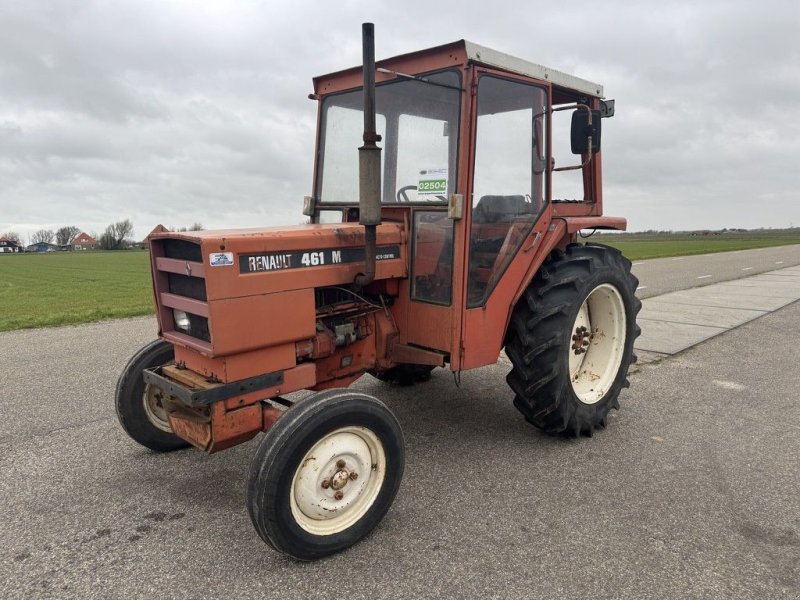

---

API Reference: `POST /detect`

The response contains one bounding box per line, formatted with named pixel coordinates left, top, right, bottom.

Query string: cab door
left=460, top=71, right=552, bottom=369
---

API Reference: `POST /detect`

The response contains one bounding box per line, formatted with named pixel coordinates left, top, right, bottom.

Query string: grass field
left=1, top=231, right=798, bottom=332
left=595, top=231, right=800, bottom=260
left=0, top=251, right=152, bottom=332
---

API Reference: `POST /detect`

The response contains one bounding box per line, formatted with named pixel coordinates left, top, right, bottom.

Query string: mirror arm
left=551, top=103, right=594, bottom=172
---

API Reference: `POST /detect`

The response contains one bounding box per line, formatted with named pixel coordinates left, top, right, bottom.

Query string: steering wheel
left=396, top=185, right=448, bottom=203
left=397, top=185, right=416, bottom=202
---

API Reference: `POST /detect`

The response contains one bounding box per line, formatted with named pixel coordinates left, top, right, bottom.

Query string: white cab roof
left=463, top=41, right=604, bottom=98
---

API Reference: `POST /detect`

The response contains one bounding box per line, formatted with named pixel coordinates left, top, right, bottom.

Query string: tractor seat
left=471, top=194, right=536, bottom=253
left=472, top=195, right=534, bottom=224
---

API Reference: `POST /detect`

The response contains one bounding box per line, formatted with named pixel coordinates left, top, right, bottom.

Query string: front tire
left=115, top=340, right=190, bottom=452
left=247, top=390, right=405, bottom=560
left=505, top=243, right=641, bottom=436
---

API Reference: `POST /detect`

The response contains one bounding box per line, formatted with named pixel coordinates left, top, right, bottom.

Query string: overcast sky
left=1, top=0, right=799, bottom=242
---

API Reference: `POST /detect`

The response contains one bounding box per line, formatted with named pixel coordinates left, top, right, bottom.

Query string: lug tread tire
left=506, top=243, right=641, bottom=437
left=247, top=390, right=405, bottom=561
left=115, top=340, right=190, bottom=452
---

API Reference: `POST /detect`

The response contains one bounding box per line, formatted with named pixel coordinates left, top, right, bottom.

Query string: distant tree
left=31, top=229, right=55, bottom=244
left=56, top=225, right=81, bottom=246
left=100, top=230, right=115, bottom=250
left=100, top=219, right=135, bottom=250
left=172, top=223, right=205, bottom=232
left=1, top=231, right=21, bottom=242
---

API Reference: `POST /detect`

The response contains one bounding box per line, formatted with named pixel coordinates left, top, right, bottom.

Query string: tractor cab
left=307, top=39, right=618, bottom=368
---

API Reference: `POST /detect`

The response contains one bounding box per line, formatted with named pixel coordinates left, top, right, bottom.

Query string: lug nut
left=334, top=490, right=344, bottom=500
left=336, top=459, right=346, bottom=469
left=321, top=479, right=331, bottom=489
left=349, top=472, right=358, bottom=481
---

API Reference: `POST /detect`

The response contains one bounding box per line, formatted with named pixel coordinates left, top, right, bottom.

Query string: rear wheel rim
left=290, top=426, right=386, bottom=536
left=569, top=283, right=626, bottom=405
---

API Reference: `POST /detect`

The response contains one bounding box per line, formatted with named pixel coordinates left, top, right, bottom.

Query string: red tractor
left=116, top=24, right=640, bottom=560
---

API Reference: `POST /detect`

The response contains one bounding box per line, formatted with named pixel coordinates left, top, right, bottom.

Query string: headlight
left=173, top=309, right=191, bottom=333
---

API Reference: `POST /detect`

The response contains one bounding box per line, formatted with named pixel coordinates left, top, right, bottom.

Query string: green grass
left=594, top=232, right=800, bottom=261
left=0, top=251, right=152, bottom=332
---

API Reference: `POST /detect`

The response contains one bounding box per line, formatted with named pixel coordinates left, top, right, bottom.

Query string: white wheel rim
left=142, top=384, right=173, bottom=433
left=290, top=426, right=386, bottom=536
left=569, top=283, right=627, bottom=405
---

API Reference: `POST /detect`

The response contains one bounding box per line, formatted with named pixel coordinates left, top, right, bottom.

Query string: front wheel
left=115, top=340, right=190, bottom=452
left=505, top=243, right=641, bottom=436
left=247, top=390, right=405, bottom=560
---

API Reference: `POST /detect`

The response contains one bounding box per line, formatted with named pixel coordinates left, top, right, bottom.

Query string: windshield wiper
left=376, top=68, right=464, bottom=92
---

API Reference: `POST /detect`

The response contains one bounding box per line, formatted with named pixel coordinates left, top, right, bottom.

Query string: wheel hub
left=571, top=325, right=591, bottom=355
left=290, top=426, right=386, bottom=536
left=330, top=468, right=351, bottom=490
left=142, top=384, right=173, bottom=433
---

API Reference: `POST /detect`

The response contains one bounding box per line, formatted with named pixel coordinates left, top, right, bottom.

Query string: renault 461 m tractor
left=116, top=24, right=640, bottom=560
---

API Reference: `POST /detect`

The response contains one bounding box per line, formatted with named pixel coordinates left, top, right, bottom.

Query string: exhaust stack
left=355, top=22, right=381, bottom=288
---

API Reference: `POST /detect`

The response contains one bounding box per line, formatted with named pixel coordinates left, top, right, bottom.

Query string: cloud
left=0, top=0, right=798, bottom=240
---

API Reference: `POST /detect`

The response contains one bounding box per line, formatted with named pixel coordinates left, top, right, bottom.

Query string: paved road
left=1, top=305, right=798, bottom=597
left=630, top=244, right=800, bottom=298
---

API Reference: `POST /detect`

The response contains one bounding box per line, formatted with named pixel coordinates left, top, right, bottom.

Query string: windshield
left=316, top=70, right=461, bottom=204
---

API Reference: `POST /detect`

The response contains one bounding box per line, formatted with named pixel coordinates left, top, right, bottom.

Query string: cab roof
left=313, top=39, right=604, bottom=99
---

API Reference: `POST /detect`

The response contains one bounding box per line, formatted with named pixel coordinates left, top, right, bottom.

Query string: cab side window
left=468, top=77, right=547, bottom=306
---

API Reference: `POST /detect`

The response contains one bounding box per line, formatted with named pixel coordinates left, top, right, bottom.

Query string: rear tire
left=247, top=390, right=405, bottom=560
left=115, top=340, right=190, bottom=452
left=505, top=243, right=641, bottom=436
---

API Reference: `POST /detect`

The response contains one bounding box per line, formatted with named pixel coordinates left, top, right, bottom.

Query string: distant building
left=71, top=232, right=98, bottom=250
left=0, top=237, right=23, bottom=253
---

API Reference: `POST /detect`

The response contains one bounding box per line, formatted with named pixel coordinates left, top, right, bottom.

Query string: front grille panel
left=153, top=238, right=211, bottom=345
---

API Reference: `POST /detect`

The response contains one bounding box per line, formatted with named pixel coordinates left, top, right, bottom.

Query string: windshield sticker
left=417, top=167, right=448, bottom=197
left=209, top=252, right=234, bottom=267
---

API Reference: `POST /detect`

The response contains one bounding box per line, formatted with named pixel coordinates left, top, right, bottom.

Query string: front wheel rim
left=142, top=384, right=173, bottom=433
left=569, top=283, right=627, bottom=405
left=290, top=426, right=386, bottom=536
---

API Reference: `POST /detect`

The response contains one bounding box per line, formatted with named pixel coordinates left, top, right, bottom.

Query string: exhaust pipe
left=355, top=22, right=382, bottom=288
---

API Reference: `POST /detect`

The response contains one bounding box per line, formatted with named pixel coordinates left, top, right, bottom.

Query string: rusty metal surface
left=559, top=215, right=627, bottom=234
left=143, top=366, right=284, bottom=408
left=174, top=343, right=296, bottom=383
left=390, top=343, right=446, bottom=367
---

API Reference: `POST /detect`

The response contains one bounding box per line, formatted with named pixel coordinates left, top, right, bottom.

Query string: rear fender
left=509, top=216, right=627, bottom=309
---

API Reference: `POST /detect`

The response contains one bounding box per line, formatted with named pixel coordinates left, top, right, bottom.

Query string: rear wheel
left=505, top=243, right=641, bottom=436
left=115, top=340, right=190, bottom=452
left=247, top=390, right=405, bottom=560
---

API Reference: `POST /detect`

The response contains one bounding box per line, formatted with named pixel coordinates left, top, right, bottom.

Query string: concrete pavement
left=634, top=265, right=800, bottom=363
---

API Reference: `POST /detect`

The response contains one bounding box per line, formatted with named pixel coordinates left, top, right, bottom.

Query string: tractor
left=116, top=24, right=640, bottom=560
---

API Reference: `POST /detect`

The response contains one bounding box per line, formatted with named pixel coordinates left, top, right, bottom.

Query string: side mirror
left=570, top=109, right=601, bottom=154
